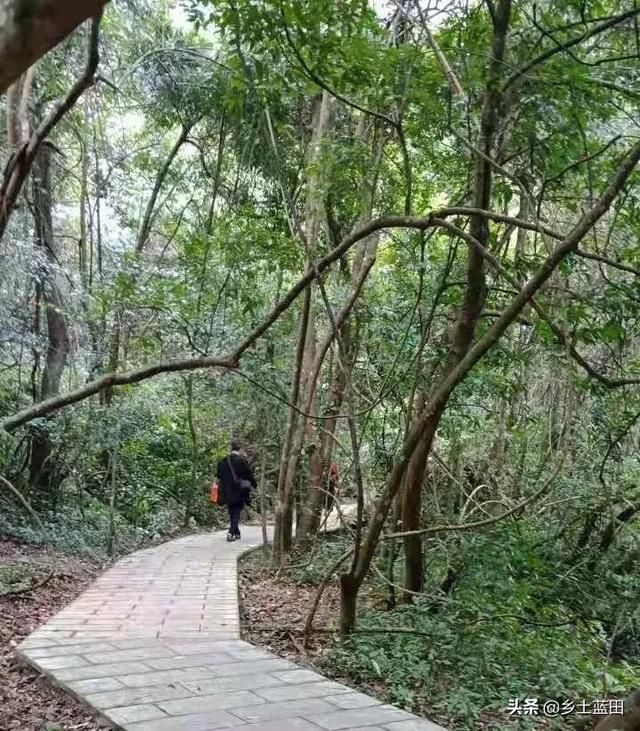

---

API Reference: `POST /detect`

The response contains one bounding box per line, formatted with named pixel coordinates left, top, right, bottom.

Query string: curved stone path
left=18, top=526, right=445, bottom=731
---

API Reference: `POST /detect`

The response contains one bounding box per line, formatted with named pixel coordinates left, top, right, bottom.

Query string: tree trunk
left=338, top=0, right=514, bottom=632
left=339, top=573, right=358, bottom=638
left=79, top=91, right=90, bottom=285
left=258, top=447, right=268, bottom=547
left=29, top=143, right=70, bottom=495
left=184, top=374, right=198, bottom=527
left=400, top=393, right=429, bottom=600
left=272, top=287, right=312, bottom=566
left=398, top=0, right=513, bottom=602
left=106, top=436, right=119, bottom=556
left=136, top=123, right=191, bottom=254
left=297, top=330, right=349, bottom=539
left=297, top=124, right=383, bottom=541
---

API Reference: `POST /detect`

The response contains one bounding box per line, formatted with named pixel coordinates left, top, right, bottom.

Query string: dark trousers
left=228, top=504, right=242, bottom=536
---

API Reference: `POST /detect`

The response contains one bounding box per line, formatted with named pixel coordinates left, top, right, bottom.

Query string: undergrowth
left=0, top=482, right=224, bottom=563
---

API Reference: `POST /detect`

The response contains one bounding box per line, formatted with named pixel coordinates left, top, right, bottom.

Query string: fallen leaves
left=0, top=539, right=102, bottom=731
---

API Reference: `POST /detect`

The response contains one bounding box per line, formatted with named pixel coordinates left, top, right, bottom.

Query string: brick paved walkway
left=18, top=527, right=445, bottom=731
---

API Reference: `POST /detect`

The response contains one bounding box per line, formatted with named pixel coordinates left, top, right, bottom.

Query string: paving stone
left=25, top=642, right=117, bottom=659
left=68, top=677, right=124, bottom=694
left=223, top=646, right=272, bottom=661
left=272, top=669, right=327, bottom=684
left=232, top=697, right=339, bottom=723
left=157, top=690, right=265, bottom=715
left=306, top=705, right=414, bottom=730
left=111, top=638, right=173, bottom=650
left=55, top=660, right=152, bottom=682
left=327, top=692, right=384, bottom=710
left=146, top=653, right=236, bottom=670
left=385, top=721, right=448, bottom=730
left=254, top=680, right=350, bottom=702
left=83, top=646, right=176, bottom=665
left=119, top=666, right=219, bottom=688
left=215, top=720, right=324, bottom=731
left=127, top=710, right=242, bottom=730
left=85, top=683, right=194, bottom=709
left=19, top=638, right=60, bottom=649
left=181, top=672, right=286, bottom=695
left=105, top=703, right=167, bottom=724
left=35, top=654, right=89, bottom=670
left=166, top=640, right=247, bottom=654
left=206, top=658, right=297, bottom=677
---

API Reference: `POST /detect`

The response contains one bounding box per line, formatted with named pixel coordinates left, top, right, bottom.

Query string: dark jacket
left=216, top=451, right=257, bottom=507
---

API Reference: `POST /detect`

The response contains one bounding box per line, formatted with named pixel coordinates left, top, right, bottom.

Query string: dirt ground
left=0, top=539, right=103, bottom=731
left=238, top=546, right=342, bottom=664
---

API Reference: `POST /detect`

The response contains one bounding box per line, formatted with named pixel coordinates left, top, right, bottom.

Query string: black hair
left=231, top=438, right=242, bottom=452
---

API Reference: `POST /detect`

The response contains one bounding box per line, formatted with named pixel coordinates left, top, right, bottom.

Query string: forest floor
left=0, top=538, right=103, bottom=731
left=238, top=546, right=563, bottom=731
left=237, top=548, right=456, bottom=726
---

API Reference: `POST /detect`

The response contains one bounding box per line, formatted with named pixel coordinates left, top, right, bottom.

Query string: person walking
left=216, top=439, right=256, bottom=542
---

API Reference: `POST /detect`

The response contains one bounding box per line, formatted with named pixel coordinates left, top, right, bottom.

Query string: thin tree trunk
left=272, top=91, right=335, bottom=563
left=184, top=374, right=198, bottom=527
left=136, top=124, right=191, bottom=254
left=79, top=91, right=90, bottom=286
left=297, top=126, right=383, bottom=541
left=272, top=287, right=312, bottom=566
left=106, top=437, right=119, bottom=556
left=258, top=448, right=268, bottom=547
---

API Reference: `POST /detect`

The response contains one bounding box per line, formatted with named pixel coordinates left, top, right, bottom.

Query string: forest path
left=17, top=527, right=445, bottom=731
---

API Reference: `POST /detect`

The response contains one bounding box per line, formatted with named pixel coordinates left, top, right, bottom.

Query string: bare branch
left=2, top=355, right=236, bottom=432
left=384, top=453, right=566, bottom=539
left=505, top=8, right=640, bottom=89
left=576, top=248, right=640, bottom=277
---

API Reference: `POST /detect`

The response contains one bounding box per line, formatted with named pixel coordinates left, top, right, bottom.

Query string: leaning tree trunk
left=272, top=287, right=312, bottom=566
left=398, top=0, right=513, bottom=601
left=29, top=143, right=71, bottom=496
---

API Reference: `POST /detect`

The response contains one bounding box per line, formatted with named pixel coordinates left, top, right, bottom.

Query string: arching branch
left=0, top=0, right=108, bottom=94
left=4, top=178, right=640, bottom=433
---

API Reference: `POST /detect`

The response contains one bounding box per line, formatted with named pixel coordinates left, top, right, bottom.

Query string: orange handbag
left=209, top=480, right=219, bottom=504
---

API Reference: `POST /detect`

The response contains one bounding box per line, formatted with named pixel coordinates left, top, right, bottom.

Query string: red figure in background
left=325, top=462, right=339, bottom=512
